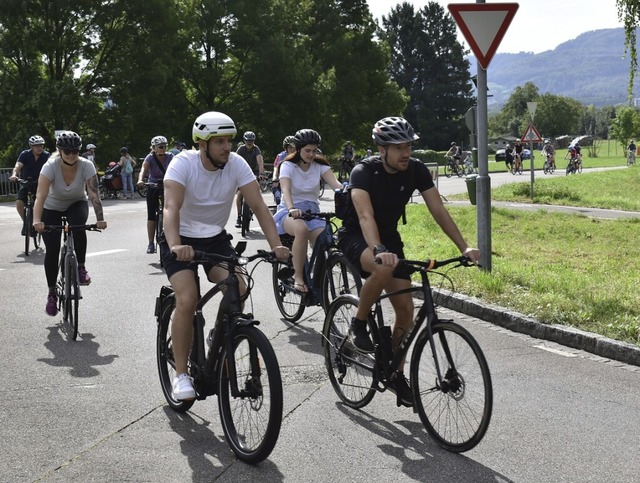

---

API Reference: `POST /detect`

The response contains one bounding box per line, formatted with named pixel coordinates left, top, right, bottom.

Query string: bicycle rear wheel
left=411, top=321, right=492, bottom=452
left=218, top=325, right=283, bottom=464
left=156, top=293, right=195, bottom=412
left=319, top=178, right=325, bottom=197
left=323, top=295, right=376, bottom=409
left=321, top=254, right=362, bottom=313
left=272, top=261, right=305, bottom=322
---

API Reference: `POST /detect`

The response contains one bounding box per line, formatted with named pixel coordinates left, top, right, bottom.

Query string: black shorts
left=337, top=228, right=411, bottom=280
left=160, top=231, right=236, bottom=280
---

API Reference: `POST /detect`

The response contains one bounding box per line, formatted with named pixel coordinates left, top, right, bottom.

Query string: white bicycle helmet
left=243, top=131, right=256, bottom=142
left=192, top=111, right=237, bottom=142
left=372, top=117, right=419, bottom=145
left=28, top=135, right=45, bottom=146
left=86, top=143, right=96, bottom=149
left=150, top=136, right=168, bottom=147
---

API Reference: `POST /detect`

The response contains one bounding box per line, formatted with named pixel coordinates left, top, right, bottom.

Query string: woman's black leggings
left=42, top=201, right=89, bottom=289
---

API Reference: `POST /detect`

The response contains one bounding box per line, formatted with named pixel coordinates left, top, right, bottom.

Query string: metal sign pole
left=476, top=67, right=491, bottom=272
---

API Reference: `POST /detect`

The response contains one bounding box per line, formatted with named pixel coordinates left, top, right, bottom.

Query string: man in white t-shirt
left=161, top=111, right=290, bottom=401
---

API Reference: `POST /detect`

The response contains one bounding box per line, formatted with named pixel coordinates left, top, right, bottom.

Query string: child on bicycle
left=337, top=117, right=479, bottom=407
left=273, top=129, right=343, bottom=292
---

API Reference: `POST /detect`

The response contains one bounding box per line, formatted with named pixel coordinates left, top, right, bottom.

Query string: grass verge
left=402, top=167, right=640, bottom=347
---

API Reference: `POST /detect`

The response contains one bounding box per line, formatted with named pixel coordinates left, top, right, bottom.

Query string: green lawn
left=401, top=163, right=640, bottom=347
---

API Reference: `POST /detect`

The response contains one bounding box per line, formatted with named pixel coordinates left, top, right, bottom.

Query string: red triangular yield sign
left=521, top=123, right=543, bottom=143
left=448, top=3, right=519, bottom=69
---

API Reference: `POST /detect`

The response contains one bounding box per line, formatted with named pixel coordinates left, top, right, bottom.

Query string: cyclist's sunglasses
left=62, top=148, right=79, bottom=155
left=155, top=144, right=167, bottom=149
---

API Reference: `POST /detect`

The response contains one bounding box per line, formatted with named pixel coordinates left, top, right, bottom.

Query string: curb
left=433, top=288, right=640, bottom=367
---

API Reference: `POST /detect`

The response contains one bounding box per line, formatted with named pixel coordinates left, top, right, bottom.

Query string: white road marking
left=534, top=345, right=578, bottom=358
left=87, top=249, right=128, bottom=257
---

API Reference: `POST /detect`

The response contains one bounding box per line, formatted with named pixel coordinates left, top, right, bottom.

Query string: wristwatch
left=373, top=244, right=387, bottom=256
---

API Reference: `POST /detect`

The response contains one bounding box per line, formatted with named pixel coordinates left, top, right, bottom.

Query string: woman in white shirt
left=273, top=129, right=343, bottom=292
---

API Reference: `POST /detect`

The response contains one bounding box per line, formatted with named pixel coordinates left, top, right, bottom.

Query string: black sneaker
left=349, top=318, right=374, bottom=353
left=235, top=216, right=241, bottom=228
left=388, top=374, right=414, bottom=408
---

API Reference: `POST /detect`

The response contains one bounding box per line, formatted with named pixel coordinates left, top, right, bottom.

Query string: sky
left=366, top=0, right=622, bottom=54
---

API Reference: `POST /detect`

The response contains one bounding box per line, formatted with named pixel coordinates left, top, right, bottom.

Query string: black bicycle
left=337, top=157, right=354, bottom=182
left=46, top=218, right=101, bottom=341
left=323, top=255, right=492, bottom=453
left=19, top=178, right=41, bottom=256
left=543, top=153, right=556, bottom=174
left=443, top=156, right=463, bottom=178
left=145, top=181, right=164, bottom=265
left=272, top=211, right=361, bottom=322
left=155, top=242, right=283, bottom=464
left=240, top=196, right=252, bottom=237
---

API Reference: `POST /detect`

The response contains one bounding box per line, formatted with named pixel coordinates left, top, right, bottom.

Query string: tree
left=609, top=105, right=640, bottom=146
left=616, top=0, right=639, bottom=101
left=380, top=2, right=474, bottom=150
left=534, top=94, right=582, bottom=138
left=488, top=82, right=540, bottom=137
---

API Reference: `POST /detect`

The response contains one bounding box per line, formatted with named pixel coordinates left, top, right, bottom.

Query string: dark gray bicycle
left=323, top=255, right=493, bottom=452
left=46, top=218, right=101, bottom=341
left=155, top=242, right=283, bottom=464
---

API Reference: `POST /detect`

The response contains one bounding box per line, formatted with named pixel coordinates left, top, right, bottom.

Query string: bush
left=412, top=149, right=443, bottom=165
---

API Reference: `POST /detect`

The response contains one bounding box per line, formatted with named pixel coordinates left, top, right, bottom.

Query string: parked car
left=494, top=148, right=530, bottom=162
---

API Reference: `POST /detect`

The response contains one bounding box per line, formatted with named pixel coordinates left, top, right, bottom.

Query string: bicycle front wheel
left=321, top=254, right=362, bottom=313
left=156, top=293, right=195, bottom=412
left=443, top=164, right=452, bottom=178
left=24, top=206, right=32, bottom=256
left=218, top=325, right=283, bottom=464
left=272, top=261, right=305, bottom=322
left=155, top=210, right=164, bottom=266
left=241, top=201, right=251, bottom=237
left=323, top=295, right=376, bottom=409
left=411, top=321, right=492, bottom=452
left=64, top=256, right=79, bottom=341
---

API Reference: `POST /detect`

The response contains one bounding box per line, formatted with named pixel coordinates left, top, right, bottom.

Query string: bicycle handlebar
left=173, top=248, right=283, bottom=266
left=44, top=224, right=101, bottom=233
left=375, top=254, right=475, bottom=271
left=288, top=210, right=335, bottom=221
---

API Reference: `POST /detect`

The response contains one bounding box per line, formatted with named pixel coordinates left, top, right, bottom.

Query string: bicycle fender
left=236, top=317, right=260, bottom=328
left=155, top=286, right=174, bottom=323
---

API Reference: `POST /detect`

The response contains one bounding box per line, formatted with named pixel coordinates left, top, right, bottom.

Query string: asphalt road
left=1, top=172, right=639, bottom=482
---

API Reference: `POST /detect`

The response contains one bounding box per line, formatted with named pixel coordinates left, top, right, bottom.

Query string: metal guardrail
left=0, top=168, right=18, bottom=197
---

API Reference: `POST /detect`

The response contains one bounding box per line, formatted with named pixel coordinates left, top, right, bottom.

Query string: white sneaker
left=172, top=373, right=195, bottom=400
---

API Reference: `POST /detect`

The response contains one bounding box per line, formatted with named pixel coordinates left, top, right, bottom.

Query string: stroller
left=99, top=162, right=124, bottom=199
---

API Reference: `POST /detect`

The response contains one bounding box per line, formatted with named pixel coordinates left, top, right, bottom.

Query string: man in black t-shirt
left=338, top=116, right=480, bottom=408
left=235, top=131, right=265, bottom=227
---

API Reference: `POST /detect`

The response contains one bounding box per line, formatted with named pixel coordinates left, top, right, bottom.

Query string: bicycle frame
left=183, top=250, right=261, bottom=399
left=302, top=221, right=334, bottom=303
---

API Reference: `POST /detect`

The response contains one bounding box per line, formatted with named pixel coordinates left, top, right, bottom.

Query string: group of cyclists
left=9, top=113, right=480, bottom=410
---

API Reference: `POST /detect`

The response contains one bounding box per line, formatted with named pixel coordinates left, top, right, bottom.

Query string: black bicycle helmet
left=282, top=135, right=295, bottom=148
left=372, top=117, right=419, bottom=145
left=56, top=131, right=83, bottom=150
left=120, top=146, right=128, bottom=154
left=294, top=129, right=321, bottom=148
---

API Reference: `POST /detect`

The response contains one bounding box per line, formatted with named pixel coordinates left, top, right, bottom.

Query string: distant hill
left=467, top=28, right=638, bottom=109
